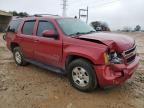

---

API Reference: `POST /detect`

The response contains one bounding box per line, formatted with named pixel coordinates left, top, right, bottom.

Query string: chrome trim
left=122, top=45, right=136, bottom=57
left=122, top=45, right=137, bottom=63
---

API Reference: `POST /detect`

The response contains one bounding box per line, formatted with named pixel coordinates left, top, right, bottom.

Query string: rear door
left=19, top=20, right=36, bottom=59
left=34, top=20, right=62, bottom=67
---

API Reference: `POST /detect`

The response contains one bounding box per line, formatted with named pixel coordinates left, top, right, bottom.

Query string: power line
left=68, top=0, right=88, bottom=6
left=68, top=0, right=106, bottom=6
left=68, top=0, right=120, bottom=8
left=67, top=0, right=121, bottom=22
left=89, top=0, right=121, bottom=9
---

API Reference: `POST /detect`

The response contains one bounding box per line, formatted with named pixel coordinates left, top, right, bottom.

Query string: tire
left=68, top=59, right=97, bottom=92
left=13, top=47, right=27, bottom=66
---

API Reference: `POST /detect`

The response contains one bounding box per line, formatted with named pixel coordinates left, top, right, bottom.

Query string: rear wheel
left=68, top=59, right=97, bottom=92
left=13, top=47, right=27, bottom=66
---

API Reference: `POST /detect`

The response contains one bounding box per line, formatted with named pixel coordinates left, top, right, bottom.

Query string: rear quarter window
left=7, top=19, right=21, bottom=32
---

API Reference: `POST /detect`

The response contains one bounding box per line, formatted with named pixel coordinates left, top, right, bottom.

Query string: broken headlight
left=108, top=52, right=124, bottom=64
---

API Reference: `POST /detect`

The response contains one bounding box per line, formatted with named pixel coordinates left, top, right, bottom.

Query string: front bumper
left=94, top=56, right=140, bottom=87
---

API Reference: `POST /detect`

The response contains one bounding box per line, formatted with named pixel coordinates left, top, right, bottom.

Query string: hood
left=78, top=32, right=135, bottom=52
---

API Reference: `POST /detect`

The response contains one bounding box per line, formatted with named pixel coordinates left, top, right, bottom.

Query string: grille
left=122, top=45, right=136, bottom=63
left=126, top=54, right=136, bottom=63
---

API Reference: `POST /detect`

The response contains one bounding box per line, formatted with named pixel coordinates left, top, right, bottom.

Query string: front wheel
left=68, top=59, right=97, bottom=92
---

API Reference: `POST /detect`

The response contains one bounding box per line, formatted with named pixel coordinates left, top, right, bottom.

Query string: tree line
left=9, top=11, right=29, bottom=17
left=121, top=25, right=142, bottom=32
left=90, top=21, right=111, bottom=31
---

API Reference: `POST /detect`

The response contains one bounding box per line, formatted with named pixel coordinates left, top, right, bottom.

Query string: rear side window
left=7, top=20, right=21, bottom=32
left=22, top=21, right=35, bottom=35
left=37, top=21, right=56, bottom=36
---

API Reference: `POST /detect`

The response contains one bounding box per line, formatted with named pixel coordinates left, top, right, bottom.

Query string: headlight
left=109, top=52, right=123, bottom=64
left=104, top=52, right=124, bottom=64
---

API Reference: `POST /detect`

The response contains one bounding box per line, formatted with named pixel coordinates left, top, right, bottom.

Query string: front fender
left=63, top=45, right=107, bottom=66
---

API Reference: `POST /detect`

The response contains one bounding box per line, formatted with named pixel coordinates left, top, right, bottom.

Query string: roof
left=26, top=15, right=64, bottom=19
left=11, top=15, right=73, bottom=21
left=0, top=10, right=12, bottom=16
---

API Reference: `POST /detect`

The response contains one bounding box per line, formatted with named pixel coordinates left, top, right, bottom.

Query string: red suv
left=6, top=15, right=139, bottom=92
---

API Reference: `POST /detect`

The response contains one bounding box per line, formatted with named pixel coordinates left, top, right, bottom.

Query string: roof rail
left=34, top=14, right=59, bottom=17
left=12, top=14, right=60, bottom=19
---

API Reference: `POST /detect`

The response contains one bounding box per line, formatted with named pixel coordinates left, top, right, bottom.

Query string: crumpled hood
left=78, top=32, right=135, bottom=52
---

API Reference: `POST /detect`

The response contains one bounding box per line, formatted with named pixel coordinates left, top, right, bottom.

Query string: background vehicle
left=5, top=15, right=139, bottom=92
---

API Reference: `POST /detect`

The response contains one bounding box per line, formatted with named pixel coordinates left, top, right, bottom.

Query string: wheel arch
left=10, top=42, right=20, bottom=52
left=65, top=54, right=95, bottom=70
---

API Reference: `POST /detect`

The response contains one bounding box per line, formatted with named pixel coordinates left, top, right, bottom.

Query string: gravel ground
left=0, top=32, right=144, bottom=108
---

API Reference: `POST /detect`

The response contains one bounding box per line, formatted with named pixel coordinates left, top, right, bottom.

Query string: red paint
left=6, top=16, right=139, bottom=87
left=95, top=56, right=139, bottom=87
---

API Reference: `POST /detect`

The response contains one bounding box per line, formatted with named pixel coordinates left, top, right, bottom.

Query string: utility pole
left=79, top=6, right=88, bottom=23
left=62, top=0, right=67, bottom=17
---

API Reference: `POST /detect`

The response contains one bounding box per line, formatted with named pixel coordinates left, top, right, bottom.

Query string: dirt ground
left=0, top=32, right=144, bottom=108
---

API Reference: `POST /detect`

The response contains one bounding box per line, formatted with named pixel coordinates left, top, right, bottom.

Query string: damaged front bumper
left=94, top=56, right=140, bottom=87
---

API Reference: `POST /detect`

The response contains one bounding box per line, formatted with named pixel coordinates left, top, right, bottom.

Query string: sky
left=0, top=0, right=144, bottom=30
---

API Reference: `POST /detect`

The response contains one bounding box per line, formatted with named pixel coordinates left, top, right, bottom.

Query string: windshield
left=57, top=18, right=95, bottom=36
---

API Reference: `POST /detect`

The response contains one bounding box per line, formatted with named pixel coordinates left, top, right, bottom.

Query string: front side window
left=22, top=21, right=35, bottom=35
left=37, top=21, right=56, bottom=36
left=57, top=18, right=95, bottom=36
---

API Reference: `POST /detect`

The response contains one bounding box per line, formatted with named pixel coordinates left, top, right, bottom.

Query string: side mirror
left=42, top=30, right=58, bottom=39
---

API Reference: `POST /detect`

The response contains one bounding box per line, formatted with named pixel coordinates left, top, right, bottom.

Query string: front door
left=34, top=20, right=62, bottom=67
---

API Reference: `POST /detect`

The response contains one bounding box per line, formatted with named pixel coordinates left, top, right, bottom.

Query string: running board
left=25, top=59, right=66, bottom=74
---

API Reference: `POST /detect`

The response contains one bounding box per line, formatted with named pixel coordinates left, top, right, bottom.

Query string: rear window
left=22, top=21, right=35, bottom=35
left=7, top=19, right=21, bottom=32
